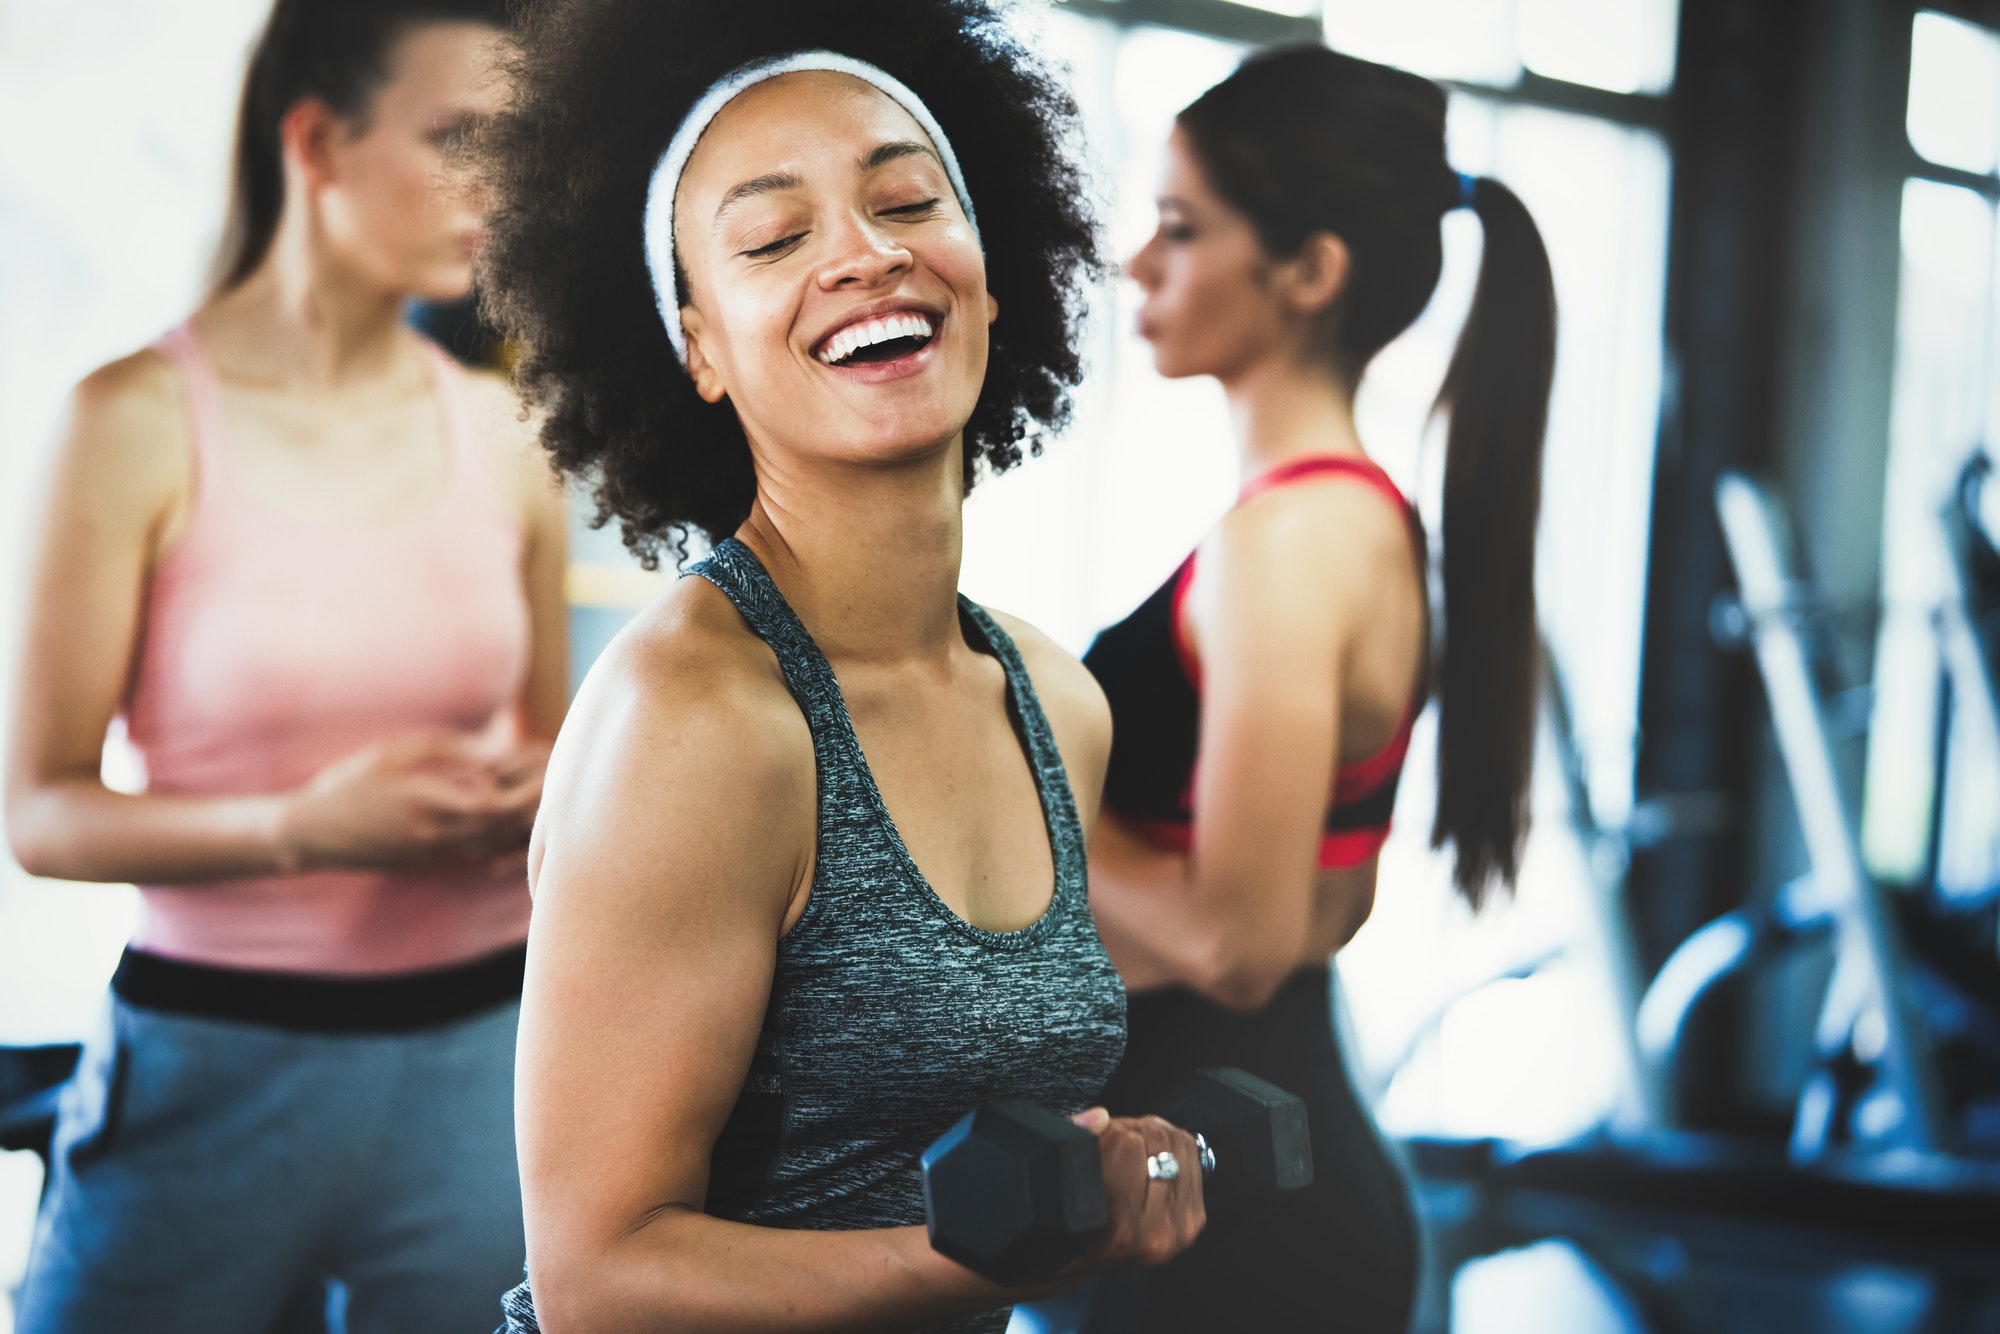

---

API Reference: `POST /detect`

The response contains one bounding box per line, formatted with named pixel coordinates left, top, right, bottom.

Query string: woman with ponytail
left=1079, top=43, right=1557, bottom=1331
left=6, top=2, right=569, bottom=1328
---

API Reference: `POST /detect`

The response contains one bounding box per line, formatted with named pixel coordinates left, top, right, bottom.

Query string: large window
left=1863, top=10, right=2000, bottom=899
left=1326, top=0, right=1679, bottom=94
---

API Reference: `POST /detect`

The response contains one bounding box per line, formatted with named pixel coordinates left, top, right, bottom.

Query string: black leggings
left=1077, top=968, right=1419, bottom=1333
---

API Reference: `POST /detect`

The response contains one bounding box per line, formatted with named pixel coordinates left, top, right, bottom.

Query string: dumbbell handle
left=922, top=1068, right=1311, bottom=1285
left=1151, top=1131, right=1216, bottom=1182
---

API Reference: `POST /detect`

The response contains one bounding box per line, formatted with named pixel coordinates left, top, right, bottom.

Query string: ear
left=986, top=292, right=999, bottom=327
left=680, top=307, right=729, bottom=405
left=1279, top=231, right=1350, bottom=320
left=279, top=98, right=342, bottom=192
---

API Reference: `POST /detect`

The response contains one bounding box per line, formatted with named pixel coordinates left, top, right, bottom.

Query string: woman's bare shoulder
left=571, top=574, right=808, bottom=774
left=52, top=347, right=191, bottom=518
left=67, top=347, right=183, bottom=451
left=1214, top=467, right=1419, bottom=614
left=1233, top=467, right=1412, bottom=562
left=536, top=572, right=816, bottom=910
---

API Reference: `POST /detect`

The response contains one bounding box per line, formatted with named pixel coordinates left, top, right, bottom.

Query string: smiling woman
left=480, top=0, right=1098, bottom=567
left=662, top=59, right=998, bottom=466
left=474, top=3, right=1210, bottom=1334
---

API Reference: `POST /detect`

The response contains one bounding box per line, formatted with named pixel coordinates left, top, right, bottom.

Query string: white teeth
left=818, top=312, right=937, bottom=364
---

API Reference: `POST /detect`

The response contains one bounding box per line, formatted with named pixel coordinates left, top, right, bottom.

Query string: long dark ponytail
left=1178, top=45, right=1557, bottom=906
left=211, top=0, right=509, bottom=295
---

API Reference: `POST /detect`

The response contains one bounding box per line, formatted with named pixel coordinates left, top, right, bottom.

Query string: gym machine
left=1401, top=472, right=2000, bottom=1334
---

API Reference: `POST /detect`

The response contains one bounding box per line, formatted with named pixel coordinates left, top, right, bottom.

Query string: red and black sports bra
left=1082, top=455, right=1428, bottom=870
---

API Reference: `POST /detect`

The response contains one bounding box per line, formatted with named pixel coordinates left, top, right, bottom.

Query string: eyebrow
left=862, top=140, right=939, bottom=173
left=714, top=170, right=804, bottom=226
left=711, top=141, right=941, bottom=228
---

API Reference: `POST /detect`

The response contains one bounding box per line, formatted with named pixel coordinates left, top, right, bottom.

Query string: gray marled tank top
left=501, top=538, right=1125, bottom=1334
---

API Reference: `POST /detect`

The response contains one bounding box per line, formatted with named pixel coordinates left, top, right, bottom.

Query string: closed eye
left=883, top=198, right=942, bottom=218
left=741, top=233, right=806, bottom=259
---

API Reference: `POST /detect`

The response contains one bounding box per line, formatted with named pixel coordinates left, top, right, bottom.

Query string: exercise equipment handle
left=1716, top=472, right=1949, bottom=1156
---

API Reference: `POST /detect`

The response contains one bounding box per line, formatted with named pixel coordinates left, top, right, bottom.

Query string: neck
left=201, top=197, right=414, bottom=390
left=736, top=440, right=967, bottom=666
left=1220, top=349, right=1365, bottom=484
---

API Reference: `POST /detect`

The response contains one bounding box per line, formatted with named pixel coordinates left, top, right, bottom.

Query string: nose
left=816, top=211, right=913, bottom=291
left=1125, top=235, right=1159, bottom=290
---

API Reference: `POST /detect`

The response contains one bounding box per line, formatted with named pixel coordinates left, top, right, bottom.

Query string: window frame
left=1903, top=3, right=2000, bottom=200
left=1055, top=0, right=1674, bottom=126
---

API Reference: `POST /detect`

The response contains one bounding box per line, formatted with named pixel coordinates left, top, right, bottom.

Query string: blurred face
left=673, top=71, right=996, bottom=473
left=313, top=22, right=511, bottom=301
left=1126, top=126, right=1301, bottom=382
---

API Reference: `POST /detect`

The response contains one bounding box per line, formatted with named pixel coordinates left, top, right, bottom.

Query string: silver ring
left=1193, top=1132, right=1216, bottom=1176
left=1146, top=1151, right=1181, bottom=1182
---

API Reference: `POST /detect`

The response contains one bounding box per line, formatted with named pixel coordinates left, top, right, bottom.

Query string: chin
left=1148, top=346, right=1202, bottom=381
left=1135, top=326, right=1190, bottom=380
left=840, top=415, right=969, bottom=468
left=822, top=372, right=983, bottom=462
left=407, top=259, right=476, bottom=305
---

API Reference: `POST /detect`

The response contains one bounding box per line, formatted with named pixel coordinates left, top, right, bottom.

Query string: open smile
left=813, top=307, right=942, bottom=375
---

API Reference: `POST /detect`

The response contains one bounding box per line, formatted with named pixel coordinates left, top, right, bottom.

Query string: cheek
left=390, top=146, right=449, bottom=219
left=908, top=224, right=983, bottom=295
left=1146, top=248, right=1278, bottom=377
left=346, top=141, right=446, bottom=232
left=700, top=279, right=804, bottom=398
left=929, top=241, right=992, bottom=354
left=1183, top=251, right=1265, bottom=332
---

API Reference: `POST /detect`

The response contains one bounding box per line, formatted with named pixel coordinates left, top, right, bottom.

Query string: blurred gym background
left=4, top=0, right=1999, bottom=1330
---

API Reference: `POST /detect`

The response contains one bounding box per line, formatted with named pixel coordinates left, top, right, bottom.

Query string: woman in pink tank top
left=4, top=2, right=567, bottom=1329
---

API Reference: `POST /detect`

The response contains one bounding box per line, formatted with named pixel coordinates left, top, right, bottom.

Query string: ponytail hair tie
left=1455, top=171, right=1480, bottom=211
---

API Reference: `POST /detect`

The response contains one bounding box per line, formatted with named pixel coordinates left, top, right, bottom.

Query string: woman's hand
left=280, top=732, right=546, bottom=872
left=1071, top=1107, right=1207, bottom=1271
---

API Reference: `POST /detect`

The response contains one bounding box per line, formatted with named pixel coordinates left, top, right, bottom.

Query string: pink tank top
left=123, top=323, right=534, bottom=976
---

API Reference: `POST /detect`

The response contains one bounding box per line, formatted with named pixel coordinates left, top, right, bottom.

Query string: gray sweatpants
left=15, top=997, right=524, bottom=1334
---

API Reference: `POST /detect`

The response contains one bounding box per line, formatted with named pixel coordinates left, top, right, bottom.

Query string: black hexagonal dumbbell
left=920, top=1067, right=1314, bottom=1284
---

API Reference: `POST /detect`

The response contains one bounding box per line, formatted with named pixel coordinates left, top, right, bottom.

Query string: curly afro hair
left=478, top=0, right=1102, bottom=567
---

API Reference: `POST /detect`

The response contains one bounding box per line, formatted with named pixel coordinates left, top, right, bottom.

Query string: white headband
left=643, top=50, right=981, bottom=372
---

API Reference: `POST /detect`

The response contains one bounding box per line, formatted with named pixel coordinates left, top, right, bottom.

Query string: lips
left=812, top=304, right=942, bottom=368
